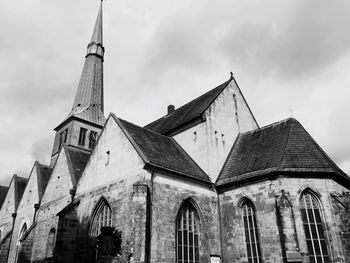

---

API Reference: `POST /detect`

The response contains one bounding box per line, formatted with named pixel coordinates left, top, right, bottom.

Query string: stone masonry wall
left=55, top=205, right=79, bottom=263
left=330, top=192, right=350, bottom=262
left=150, top=173, right=220, bottom=263
left=8, top=165, right=40, bottom=263
left=219, top=177, right=350, bottom=263
left=17, top=224, right=37, bottom=263
left=75, top=172, right=150, bottom=263
left=0, top=225, right=12, bottom=263
left=31, top=196, right=71, bottom=263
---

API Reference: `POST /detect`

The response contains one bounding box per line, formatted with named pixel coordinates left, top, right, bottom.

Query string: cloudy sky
left=0, top=0, right=350, bottom=185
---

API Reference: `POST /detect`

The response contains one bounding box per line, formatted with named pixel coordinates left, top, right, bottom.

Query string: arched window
left=46, top=228, right=56, bottom=259
left=300, top=191, right=329, bottom=263
left=15, top=223, right=27, bottom=263
left=241, top=199, right=261, bottom=263
left=90, top=198, right=112, bottom=237
left=176, top=201, right=200, bottom=263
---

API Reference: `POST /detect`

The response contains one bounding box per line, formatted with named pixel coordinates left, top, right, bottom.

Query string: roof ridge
left=239, top=117, right=296, bottom=136
left=145, top=79, right=231, bottom=128
left=293, top=120, right=347, bottom=175
left=279, top=120, right=293, bottom=169
left=119, top=117, right=172, bottom=140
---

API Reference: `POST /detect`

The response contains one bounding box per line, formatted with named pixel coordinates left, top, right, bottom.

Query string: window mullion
left=245, top=205, right=254, bottom=262
left=310, top=197, right=324, bottom=263
left=303, top=195, right=317, bottom=262
left=250, top=207, right=259, bottom=263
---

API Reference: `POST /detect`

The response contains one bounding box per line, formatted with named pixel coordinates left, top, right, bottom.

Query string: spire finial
left=90, top=1, right=103, bottom=45
left=230, top=72, right=234, bottom=79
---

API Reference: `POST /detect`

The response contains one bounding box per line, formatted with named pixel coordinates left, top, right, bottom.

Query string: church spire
left=61, top=0, right=105, bottom=128
left=51, top=2, right=106, bottom=166
left=90, top=1, right=103, bottom=46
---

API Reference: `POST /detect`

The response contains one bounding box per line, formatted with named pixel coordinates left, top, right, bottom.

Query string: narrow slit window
left=241, top=200, right=261, bottom=263
left=58, top=128, right=68, bottom=149
left=46, top=228, right=56, bottom=259
left=300, top=192, right=330, bottom=263
left=78, top=127, right=87, bottom=146
left=89, top=131, right=98, bottom=149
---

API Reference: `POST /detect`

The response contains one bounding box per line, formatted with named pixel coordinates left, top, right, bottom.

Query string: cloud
left=143, top=0, right=350, bottom=83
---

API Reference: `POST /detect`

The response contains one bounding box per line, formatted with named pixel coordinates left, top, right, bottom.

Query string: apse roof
left=145, top=79, right=231, bottom=135
left=116, top=116, right=210, bottom=182
left=217, top=118, right=348, bottom=186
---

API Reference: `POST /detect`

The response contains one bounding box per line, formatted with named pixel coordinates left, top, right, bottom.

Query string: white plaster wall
left=0, top=179, right=16, bottom=228
left=174, top=80, right=258, bottom=182
left=41, top=150, right=74, bottom=205
left=77, top=117, right=145, bottom=194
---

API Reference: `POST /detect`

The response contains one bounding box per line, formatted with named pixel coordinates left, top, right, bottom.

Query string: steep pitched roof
left=114, top=116, right=210, bottom=182
left=217, top=118, right=348, bottom=186
left=66, top=148, right=91, bottom=183
left=16, top=176, right=28, bottom=209
left=145, top=79, right=231, bottom=135
left=0, top=186, right=8, bottom=209
left=37, top=163, right=53, bottom=199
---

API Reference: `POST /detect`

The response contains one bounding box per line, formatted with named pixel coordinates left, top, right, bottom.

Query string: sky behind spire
left=0, top=0, right=350, bottom=185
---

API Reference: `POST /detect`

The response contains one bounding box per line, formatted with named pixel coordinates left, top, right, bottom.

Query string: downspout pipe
left=145, top=170, right=154, bottom=263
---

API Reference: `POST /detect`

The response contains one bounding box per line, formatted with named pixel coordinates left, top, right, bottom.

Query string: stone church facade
left=0, top=2, right=349, bottom=263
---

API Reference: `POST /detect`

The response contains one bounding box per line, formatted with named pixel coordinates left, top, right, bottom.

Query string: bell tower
left=50, top=1, right=105, bottom=166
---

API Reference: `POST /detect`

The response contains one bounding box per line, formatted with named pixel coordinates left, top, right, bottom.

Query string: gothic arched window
left=90, top=198, right=112, bottom=237
left=176, top=201, right=200, bottom=263
left=46, top=228, right=56, bottom=259
left=16, top=223, right=27, bottom=263
left=300, top=191, right=330, bottom=263
left=241, top=199, right=262, bottom=263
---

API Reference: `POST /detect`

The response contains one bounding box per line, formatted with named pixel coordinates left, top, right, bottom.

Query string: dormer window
left=89, top=131, right=98, bottom=149
left=78, top=128, right=87, bottom=146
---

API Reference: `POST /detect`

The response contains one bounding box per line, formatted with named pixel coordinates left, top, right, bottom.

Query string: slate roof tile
left=118, top=117, right=210, bottom=182
left=38, top=163, right=53, bottom=198
left=217, top=118, right=348, bottom=186
left=0, top=186, right=9, bottom=209
left=66, top=148, right=91, bottom=183
left=145, top=79, right=231, bottom=135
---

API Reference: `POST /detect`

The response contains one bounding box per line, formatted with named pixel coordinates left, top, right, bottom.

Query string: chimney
left=167, top=104, right=175, bottom=115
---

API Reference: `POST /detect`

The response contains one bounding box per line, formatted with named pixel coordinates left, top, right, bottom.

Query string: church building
left=0, top=2, right=349, bottom=263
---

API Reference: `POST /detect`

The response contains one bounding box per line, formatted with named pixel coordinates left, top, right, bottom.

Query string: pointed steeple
left=51, top=2, right=106, bottom=166
left=55, top=1, right=106, bottom=130
left=90, top=1, right=103, bottom=46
